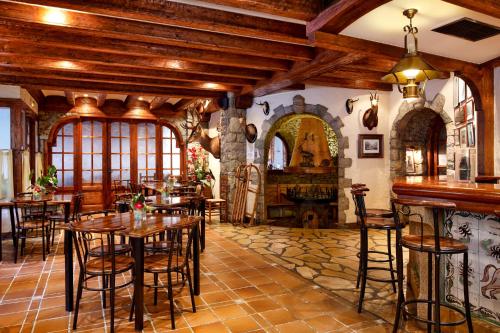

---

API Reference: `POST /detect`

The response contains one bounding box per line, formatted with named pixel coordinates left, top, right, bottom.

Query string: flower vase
left=33, top=192, right=42, bottom=200
left=133, top=209, right=146, bottom=227
left=161, top=191, right=170, bottom=202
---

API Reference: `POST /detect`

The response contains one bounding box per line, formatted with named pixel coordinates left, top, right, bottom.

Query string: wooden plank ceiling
left=0, top=0, right=491, bottom=108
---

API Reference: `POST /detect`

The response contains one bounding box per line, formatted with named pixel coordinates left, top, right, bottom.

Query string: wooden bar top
left=392, top=176, right=500, bottom=213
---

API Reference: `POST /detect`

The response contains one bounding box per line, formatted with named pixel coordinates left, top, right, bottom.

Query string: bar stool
left=351, top=186, right=402, bottom=313
left=391, top=198, right=473, bottom=333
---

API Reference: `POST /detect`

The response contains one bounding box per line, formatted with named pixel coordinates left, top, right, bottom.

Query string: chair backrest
left=166, top=219, right=198, bottom=270
left=113, top=179, right=130, bottom=194
left=70, top=221, right=124, bottom=286
left=350, top=186, right=369, bottom=226
left=129, top=182, right=141, bottom=194
left=391, top=197, right=456, bottom=253
left=71, top=193, right=84, bottom=221
left=13, top=200, right=47, bottom=228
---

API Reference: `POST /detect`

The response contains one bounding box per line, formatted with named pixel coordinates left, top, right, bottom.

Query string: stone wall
left=390, top=93, right=454, bottom=179
left=219, top=93, right=247, bottom=219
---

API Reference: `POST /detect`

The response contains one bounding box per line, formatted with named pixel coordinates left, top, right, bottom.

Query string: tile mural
left=445, top=211, right=500, bottom=325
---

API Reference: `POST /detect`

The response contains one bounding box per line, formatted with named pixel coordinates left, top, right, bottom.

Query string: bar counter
left=393, top=176, right=500, bottom=213
left=393, top=176, right=500, bottom=328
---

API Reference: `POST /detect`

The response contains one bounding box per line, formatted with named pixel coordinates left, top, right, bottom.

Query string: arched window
left=268, top=135, right=288, bottom=170
left=48, top=119, right=185, bottom=208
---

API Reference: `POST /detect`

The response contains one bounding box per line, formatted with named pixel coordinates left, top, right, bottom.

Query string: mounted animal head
left=181, top=101, right=221, bottom=159
left=362, top=92, right=380, bottom=130
left=369, top=92, right=379, bottom=112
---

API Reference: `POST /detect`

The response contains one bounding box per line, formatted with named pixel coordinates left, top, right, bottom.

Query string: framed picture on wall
left=458, top=77, right=466, bottom=103
left=459, top=126, right=467, bottom=148
left=467, top=122, right=475, bottom=147
left=454, top=105, right=465, bottom=125
left=465, top=99, right=474, bottom=121
left=454, top=129, right=460, bottom=147
left=358, top=134, right=383, bottom=158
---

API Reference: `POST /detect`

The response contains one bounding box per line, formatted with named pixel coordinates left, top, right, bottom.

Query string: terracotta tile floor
left=0, top=221, right=495, bottom=332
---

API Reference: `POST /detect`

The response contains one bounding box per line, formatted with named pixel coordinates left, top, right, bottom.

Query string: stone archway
left=253, top=95, right=352, bottom=224
left=389, top=93, right=454, bottom=179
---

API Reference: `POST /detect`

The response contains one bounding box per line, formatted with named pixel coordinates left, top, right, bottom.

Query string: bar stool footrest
left=402, top=299, right=467, bottom=327
left=356, top=250, right=395, bottom=263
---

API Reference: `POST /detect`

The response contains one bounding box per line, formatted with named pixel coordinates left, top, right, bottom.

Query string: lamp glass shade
left=381, top=54, right=445, bottom=84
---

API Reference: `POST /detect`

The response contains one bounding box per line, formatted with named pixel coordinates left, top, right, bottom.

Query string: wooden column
left=10, top=101, right=24, bottom=195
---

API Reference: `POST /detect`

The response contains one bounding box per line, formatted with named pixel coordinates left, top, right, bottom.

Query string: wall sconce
left=381, top=9, right=445, bottom=99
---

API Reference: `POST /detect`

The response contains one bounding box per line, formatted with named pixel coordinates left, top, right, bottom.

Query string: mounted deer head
left=181, top=101, right=221, bottom=159
left=362, top=92, right=379, bottom=130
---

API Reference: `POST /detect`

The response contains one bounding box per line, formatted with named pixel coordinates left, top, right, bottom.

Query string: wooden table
left=147, top=195, right=206, bottom=252
left=142, top=182, right=197, bottom=196
left=72, top=213, right=202, bottom=331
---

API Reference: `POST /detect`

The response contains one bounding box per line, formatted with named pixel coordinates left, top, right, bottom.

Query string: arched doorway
left=390, top=93, right=454, bottom=179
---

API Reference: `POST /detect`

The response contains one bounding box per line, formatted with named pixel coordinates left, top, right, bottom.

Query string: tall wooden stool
left=391, top=198, right=473, bottom=333
left=206, top=198, right=227, bottom=224
left=351, top=186, right=402, bottom=313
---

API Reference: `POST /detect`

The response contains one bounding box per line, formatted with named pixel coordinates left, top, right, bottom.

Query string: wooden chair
left=48, top=192, right=83, bottom=246
left=205, top=198, right=227, bottom=224
left=351, top=186, right=401, bottom=313
left=71, top=221, right=134, bottom=333
left=132, top=219, right=198, bottom=329
left=112, top=179, right=131, bottom=210
left=391, top=198, right=473, bottom=333
left=12, top=199, right=50, bottom=262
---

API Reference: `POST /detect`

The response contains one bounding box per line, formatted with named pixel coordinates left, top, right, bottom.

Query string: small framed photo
left=405, top=148, right=415, bottom=173
left=467, top=122, right=475, bottom=147
left=459, top=126, right=467, bottom=148
left=358, top=134, right=383, bottom=158
left=458, top=77, right=466, bottom=103
left=465, top=99, right=474, bottom=121
left=454, top=129, right=460, bottom=146
left=454, top=105, right=465, bottom=125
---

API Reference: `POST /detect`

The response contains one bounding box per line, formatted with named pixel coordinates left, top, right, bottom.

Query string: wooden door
left=80, top=120, right=104, bottom=210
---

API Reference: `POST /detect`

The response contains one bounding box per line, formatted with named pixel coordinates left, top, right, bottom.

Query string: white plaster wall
left=494, top=67, right=500, bottom=176
left=208, top=110, right=221, bottom=198
left=245, top=85, right=392, bottom=222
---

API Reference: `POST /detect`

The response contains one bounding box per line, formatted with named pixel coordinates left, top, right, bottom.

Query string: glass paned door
left=51, top=123, right=75, bottom=188
left=81, top=120, right=104, bottom=210
left=110, top=122, right=131, bottom=182
left=162, top=126, right=181, bottom=177
left=137, top=122, right=156, bottom=181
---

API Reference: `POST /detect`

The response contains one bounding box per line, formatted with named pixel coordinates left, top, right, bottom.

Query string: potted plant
left=28, top=165, right=58, bottom=198
left=187, top=145, right=215, bottom=197
left=131, top=193, right=147, bottom=225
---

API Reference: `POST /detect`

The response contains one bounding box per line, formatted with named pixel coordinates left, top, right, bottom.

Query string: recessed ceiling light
left=165, top=60, right=183, bottom=70
left=55, top=60, right=78, bottom=69
left=83, top=94, right=88, bottom=97
left=138, top=96, right=143, bottom=101
left=202, top=82, right=220, bottom=89
left=42, top=7, right=67, bottom=25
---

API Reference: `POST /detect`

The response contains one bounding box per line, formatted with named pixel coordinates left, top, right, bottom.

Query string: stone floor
left=0, top=219, right=494, bottom=332
left=211, top=224, right=403, bottom=324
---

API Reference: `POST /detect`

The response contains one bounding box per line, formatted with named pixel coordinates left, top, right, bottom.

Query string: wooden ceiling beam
left=443, top=0, right=500, bottom=19
left=310, top=32, right=480, bottom=73
left=0, top=55, right=258, bottom=86
left=0, top=67, right=242, bottom=91
left=0, top=74, right=225, bottom=98
left=342, top=57, right=397, bottom=73
left=306, top=77, right=393, bottom=91
left=174, top=99, right=196, bottom=112
left=0, top=22, right=290, bottom=72
left=0, top=42, right=270, bottom=80
left=18, top=0, right=307, bottom=44
left=199, top=0, right=322, bottom=21
left=0, top=1, right=313, bottom=61
left=96, top=93, right=106, bottom=107
left=150, top=97, right=170, bottom=110
left=24, top=87, right=44, bottom=105
left=64, top=91, right=75, bottom=105
left=307, top=0, right=390, bottom=35
left=243, top=50, right=364, bottom=97
left=322, top=69, right=389, bottom=82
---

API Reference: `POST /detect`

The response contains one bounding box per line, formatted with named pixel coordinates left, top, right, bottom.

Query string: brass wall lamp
left=381, top=9, right=446, bottom=99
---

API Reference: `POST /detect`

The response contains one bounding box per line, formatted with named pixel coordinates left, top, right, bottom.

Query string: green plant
left=28, top=165, right=58, bottom=192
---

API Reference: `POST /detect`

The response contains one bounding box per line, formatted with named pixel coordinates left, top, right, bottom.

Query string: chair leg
left=387, top=229, right=396, bottom=293
left=14, top=231, right=19, bottom=264
left=73, top=271, right=84, bottom=330
left=357, top=228, right=368, bottom=313
left=21, top=230, right=26, bottom=256
left=129, top=292, right=135, bottom=322
left=154, top=273, right=158, bottom=305
left=427, top=252, right=433, bottom=333
left=102, top=276, right=107, bottom=309
left=434, top=253, right=441, bottom=333
left=110, top=274, right=115, bottom=333
left=42, top=225, right=46, bottom=261
left=51, top=221, right=55, bottom=246
left=462, top=252, right=473, bottom=333
left=392, top=233, right=405, bottom=333
left=167, top=272, right=176, bottom=330
left=46, top=225, right=51, bottom=254
left=185, top=263, right=196, bottom=313
left=356, top=228, right=363, bottom=289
